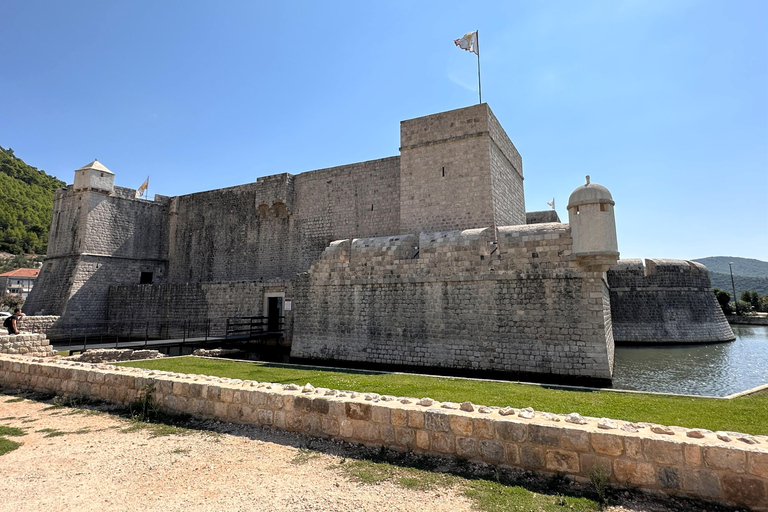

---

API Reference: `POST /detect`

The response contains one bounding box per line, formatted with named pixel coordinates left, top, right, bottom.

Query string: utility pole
left=729, top=262, right=738, bottom=315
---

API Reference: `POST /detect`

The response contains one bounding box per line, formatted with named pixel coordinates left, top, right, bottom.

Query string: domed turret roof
left=567, top=176, right=614, bottom=208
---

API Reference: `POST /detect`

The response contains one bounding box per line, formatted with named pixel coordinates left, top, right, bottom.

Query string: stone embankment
left=1, top=354, right=765, bottom=510
left=66, top=349, right=165, bottom=363
left=0, top=333, right=55, bottom=357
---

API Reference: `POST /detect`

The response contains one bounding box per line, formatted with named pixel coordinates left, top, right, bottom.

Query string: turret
left=567, top=176, right=619, bottom=272
left=73, top=159, right=114, bottom=194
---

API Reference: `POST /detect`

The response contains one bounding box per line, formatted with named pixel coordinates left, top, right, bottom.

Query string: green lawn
left=117, top=357, right=768, bottom=436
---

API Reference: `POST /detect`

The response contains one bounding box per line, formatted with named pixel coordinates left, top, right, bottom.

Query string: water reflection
left=612, top=325, right=768, bottom=397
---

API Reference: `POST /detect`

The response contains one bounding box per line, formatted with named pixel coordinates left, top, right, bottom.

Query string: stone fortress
left=22, top=103, right=733, bottom=384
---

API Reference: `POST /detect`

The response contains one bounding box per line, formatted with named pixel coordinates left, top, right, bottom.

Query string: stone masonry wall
left=0, top=334, right=55, bottom=357
left=167, top=157, right=401, bottom=284
left=107, top=280, right=293, bottom=341
left=1, top=354, right=765, bottom=510
left=292, top=223, right=615, bottom=381
left=24, top=187, right=169, bottom=319
left=608, top=259, right=735, bottom=343
left=399, top=104, right=525, bottom=234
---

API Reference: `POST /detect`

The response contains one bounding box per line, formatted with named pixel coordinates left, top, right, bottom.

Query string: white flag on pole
left=136, top=177, right=149, bottom=198
left=454, top=31, right=478, bottom=55
left=547, top=198, right=555, bottom=210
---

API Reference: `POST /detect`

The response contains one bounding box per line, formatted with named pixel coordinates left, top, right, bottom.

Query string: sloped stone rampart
left=293, top=223, right=615, bottom=381
left=2, top=354, right=765, bottom=510
left=608, top=259, right=734, bottom=343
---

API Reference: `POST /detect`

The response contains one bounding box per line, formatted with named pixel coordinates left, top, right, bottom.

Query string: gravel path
left=0, top=393, right=473, bottom=512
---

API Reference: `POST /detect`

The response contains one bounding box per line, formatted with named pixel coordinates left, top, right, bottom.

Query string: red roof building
left=0, top=268, right=40, bottom=300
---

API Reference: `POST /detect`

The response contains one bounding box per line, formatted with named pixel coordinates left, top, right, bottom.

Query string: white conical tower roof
left=75, top=159, right=114, bottom=174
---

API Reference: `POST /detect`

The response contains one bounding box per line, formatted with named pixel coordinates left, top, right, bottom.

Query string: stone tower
left=73, top=160, right=115, bottom=193
left=567, top=176, right=619, bottom=271
left=398, top=103, right=526, bottom=234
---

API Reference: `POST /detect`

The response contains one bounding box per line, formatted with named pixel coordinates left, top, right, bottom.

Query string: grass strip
left=0, top=437, right=22, bottom=456
left=117, top=357, right=767, bottom=435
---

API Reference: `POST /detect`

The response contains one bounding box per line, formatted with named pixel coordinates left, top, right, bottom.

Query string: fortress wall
left=167, top=174, right=295, bottom=283
left=46, top=187, right=84, bottom=258
left=107, top=280, right=292, bottom=340
left=5, top=355, right=765, bottom=510
left=292, top=224, right=615, bottom=381
left=24, top=189, right=170, bottom=318
left=608, top=259, right=735, bottom=343
left=291, top=156, right=401, bottom=273
left=488, top=108, right=526, bottom=227
left=166, top=157, right=400, bottom=284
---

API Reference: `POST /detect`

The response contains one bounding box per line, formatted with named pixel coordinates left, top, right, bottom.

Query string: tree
left=740, top=290, right=760, bottom=310
left=1, top=294, right=24, bottom=311
left=713, top=288, right=732, bottom=315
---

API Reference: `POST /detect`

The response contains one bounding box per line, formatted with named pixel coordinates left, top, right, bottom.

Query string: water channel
left=612, top=324, right=768, bottom=397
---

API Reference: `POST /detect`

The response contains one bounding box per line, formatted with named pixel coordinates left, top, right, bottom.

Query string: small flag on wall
left=547, top=198, right=555, bottom=210
left=454, top=31, right=479, bottom=55
left=136, top=177, right=149, bottom=198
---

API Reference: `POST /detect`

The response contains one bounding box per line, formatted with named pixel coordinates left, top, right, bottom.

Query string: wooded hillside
left=0, top=146, right=65, bottom=255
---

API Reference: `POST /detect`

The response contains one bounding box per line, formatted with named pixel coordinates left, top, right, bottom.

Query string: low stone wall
left=0, top=334, right=56, bottom=357
left=1, top=355, right=765, bottom=510
left=16, top=315, right=61, bottom=335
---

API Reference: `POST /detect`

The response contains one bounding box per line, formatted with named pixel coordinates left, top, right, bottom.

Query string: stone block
left=546, top=449, right=580, bottom=473
left=623, top=436, right=642, bottom=460
left=322, top=416, right=340, bottom=436
left=613, top=459, right=655, bottom=486
left=495, top=420, right=526, bottom=442
left=380, top=424, right=395, bottom=444
left=721, top=474, right=767, bottom=509
left=456, top=437, right=477, bottom=458
left=561, top=428, right=590, bottom=452
left=391, top=408, right=408, bottom=427
left=294, top=396, right=312, bottom=413
left=479, top=440, right=505, bottom=463
left=311, top=398, right=330, bottom=415
left=473, top=417, right=495, bottom=439
left=528, top=424, right=561, bottom=447
left=449, top=415, right=473, bottom=436
left=346, top=402, right=371, bottom=421
left=703, top=445, right=746, bottom=473
left=643, top=438, right=683, bottom=465
left=580, top=453, right=612, bottom=478
left=431, top=432, right=455, bottom=454
left=257, top=409, right=273, bottom=426
left=684, top=444, right=701, bottom=467
left=657, top=467, right=680, bottom=490
left=370, top=405, right=390, bottom=424
left=407, top=409, right=424, bottom=428
left=416, top=429, right=430, bottom=450
left=219, top=387, right=234, bottom=403
left=394, top=426, right=416, bottom=449
left=520, top=445, right=544, bottom=469
left=591, top=432, right=624, bottom=456
left=424, top=410, right=451, bottom=432
left=748, top=451, right=768, bottom=479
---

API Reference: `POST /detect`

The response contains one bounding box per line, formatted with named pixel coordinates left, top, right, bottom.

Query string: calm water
left=612, top=324, right=768, bottom=397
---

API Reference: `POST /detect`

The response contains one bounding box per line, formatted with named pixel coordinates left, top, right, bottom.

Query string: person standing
left=4, top=308, right=23, bottom=335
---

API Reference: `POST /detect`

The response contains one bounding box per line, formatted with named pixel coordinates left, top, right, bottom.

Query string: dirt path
left=0, top=392, right=473, bottom=512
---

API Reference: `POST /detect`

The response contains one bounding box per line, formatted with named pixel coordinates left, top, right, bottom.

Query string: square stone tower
left=399, top=103, right=525, bottom=234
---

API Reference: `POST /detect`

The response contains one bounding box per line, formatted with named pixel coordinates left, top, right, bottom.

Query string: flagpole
left=476, top=30, right=482, bottom=104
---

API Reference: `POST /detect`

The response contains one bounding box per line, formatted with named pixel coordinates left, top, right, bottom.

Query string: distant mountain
left=0, top=146, right=66, bottom=255
left=693, top=257, right=768, bottom=296
left=693, top=256, right=768, bottom=278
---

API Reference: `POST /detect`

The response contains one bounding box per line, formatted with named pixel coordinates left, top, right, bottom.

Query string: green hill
left=693, top=256, right=768, bottom=278
left=708, top=272, right=768, bottom=297
left=0, top=146, right=65, bottom=255
left=693, top=257, right=768, bottom=296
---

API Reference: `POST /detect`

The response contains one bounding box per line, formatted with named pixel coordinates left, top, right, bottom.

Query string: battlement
left=609, top=258, right=711, bottom=289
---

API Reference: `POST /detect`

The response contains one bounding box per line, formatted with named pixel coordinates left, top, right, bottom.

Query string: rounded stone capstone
left=567, top=182, right=614, bottom=209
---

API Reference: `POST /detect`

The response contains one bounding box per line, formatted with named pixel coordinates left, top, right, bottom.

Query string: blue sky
left=2, top=1, right=766, bottom=261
